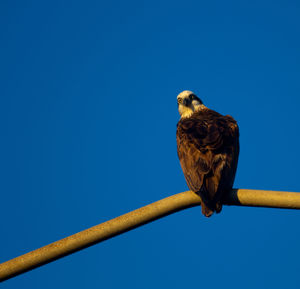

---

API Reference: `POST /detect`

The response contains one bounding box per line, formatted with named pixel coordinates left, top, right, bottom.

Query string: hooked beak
left=182, top=98, right=191, bottom=107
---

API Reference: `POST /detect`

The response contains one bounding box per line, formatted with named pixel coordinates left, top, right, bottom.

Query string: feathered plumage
left=176, top=91, right=239, bottom=217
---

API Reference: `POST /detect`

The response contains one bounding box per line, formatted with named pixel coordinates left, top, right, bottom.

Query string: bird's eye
left=177, top=98, right=182, bottom=103
left=189, top=94, right=194, bottom=100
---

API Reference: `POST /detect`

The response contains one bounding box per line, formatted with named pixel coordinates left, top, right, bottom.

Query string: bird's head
left=177, top=90, right=204, bottom=118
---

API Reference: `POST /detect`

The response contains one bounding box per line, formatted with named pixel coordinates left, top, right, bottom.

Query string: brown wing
left=176, top=109, right=239, bottom=216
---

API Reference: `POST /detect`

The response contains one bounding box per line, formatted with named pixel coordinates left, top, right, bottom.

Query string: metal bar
left=226, top=189, right=300, bottom=209
left=1, top=189, right=300, bottom=282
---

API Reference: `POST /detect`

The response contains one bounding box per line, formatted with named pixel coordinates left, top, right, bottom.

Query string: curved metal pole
left=1, top=189, right=300, bottom=282
left=226, top=189, right=300, bottom=209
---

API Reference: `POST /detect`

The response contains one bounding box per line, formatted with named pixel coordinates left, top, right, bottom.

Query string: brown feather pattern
left=176, top=108, right=239, bottom=217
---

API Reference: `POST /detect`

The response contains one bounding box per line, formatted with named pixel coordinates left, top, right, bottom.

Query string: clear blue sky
left=1, top=1, right=300, bottom=288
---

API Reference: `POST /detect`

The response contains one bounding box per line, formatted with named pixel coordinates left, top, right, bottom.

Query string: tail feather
left=201, top=202, right=214, bottom=217
left=215, top=201, right=222, bottom=214
left=196, top=185, right=215, bottom=217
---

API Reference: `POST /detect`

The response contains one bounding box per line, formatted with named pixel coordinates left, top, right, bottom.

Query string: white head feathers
left=177, top=90, right=205, bottom=118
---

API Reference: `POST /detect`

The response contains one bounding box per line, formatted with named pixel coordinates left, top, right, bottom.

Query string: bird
left=176, top=90, right=239, bottom=217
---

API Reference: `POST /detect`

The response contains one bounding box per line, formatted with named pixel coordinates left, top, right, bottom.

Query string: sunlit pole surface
left=1, top=189, right=300, bottom=282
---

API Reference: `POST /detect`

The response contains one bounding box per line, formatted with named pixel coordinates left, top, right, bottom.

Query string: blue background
left=1, top=1, right=300, bottom=288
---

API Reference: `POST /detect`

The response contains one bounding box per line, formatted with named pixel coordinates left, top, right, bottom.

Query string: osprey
left=176, top=90, right=239, bottom=217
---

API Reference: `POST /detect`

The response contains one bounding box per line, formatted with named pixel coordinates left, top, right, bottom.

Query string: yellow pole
left=226, top=189, right=300, bottom=209
left=1, top=189, right=300, bottom=282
